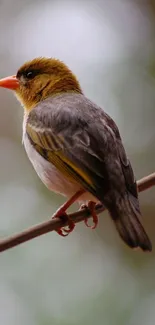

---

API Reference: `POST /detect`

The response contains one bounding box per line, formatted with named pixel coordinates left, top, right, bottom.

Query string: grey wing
left=27, top=94, right=137, bottom=204
left=103, top=112, right=139, bottom=202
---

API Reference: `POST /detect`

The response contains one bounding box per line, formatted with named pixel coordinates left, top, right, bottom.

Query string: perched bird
left=0, top=57, right=152, bottom=251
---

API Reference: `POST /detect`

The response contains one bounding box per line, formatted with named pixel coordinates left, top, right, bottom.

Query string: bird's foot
left=80, top=201, right=98, bottom=229
left=52, top=189, right=85, bottom=237
left=52, top=210, right=75, bottom=237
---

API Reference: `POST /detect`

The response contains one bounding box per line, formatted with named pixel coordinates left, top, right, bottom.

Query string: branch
left=0, top=172, right=155, bottom=253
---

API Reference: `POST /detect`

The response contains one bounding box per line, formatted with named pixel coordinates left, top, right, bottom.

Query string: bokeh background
left=0, top=0, right=155, bottom=324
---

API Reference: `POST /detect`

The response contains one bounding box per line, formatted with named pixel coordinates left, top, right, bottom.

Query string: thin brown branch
left=0, top=172, right=155, bottom=253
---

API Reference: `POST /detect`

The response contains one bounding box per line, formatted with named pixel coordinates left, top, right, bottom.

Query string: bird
left=0, top=57, right=152, bottom=251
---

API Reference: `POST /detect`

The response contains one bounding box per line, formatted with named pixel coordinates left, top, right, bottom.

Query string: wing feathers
left=26, top=94, right=138, bottom=204
left=27, top=122, right=97, bottom=193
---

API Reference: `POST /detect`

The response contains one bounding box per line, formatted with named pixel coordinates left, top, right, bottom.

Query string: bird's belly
left=23, top=133, right=98, bottom=204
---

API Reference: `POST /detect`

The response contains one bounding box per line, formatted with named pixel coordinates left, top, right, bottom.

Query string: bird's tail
left=108, top=193, right=152, bottom=251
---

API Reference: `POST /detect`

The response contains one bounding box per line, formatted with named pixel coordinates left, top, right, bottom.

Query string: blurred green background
left=0, top=0, right=155, bottom=324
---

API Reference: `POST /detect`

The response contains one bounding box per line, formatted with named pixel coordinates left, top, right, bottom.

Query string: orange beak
left=0, top=75, right=19, bottom=90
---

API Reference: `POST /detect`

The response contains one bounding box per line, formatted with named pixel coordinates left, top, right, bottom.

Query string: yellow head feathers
left=0, top=57, right=82, bottom=111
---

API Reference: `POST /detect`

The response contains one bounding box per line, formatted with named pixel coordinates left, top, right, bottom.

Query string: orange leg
left=52, top=189, right=85, bottom=237
left=80, top=201, right=98, bottom=229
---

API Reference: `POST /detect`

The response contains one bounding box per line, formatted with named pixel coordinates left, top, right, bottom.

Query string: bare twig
left=0, top=172, right=155, bottom=253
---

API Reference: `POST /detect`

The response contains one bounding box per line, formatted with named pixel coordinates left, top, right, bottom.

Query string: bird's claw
left=52, top=190, right=85, bottom=237
left=80, top=201, right=98, bottom=229
left=52, top=211, right=75, bottom=237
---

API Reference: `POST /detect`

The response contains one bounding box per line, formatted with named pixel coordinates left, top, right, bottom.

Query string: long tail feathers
left=108, top=194, right=152, bottom=252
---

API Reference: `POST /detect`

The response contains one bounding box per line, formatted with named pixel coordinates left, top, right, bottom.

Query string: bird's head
left=0, top=57, right=82, bottom=111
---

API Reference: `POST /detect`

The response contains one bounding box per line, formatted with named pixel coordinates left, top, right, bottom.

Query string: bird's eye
left=25, top=71, right=35, bottom=79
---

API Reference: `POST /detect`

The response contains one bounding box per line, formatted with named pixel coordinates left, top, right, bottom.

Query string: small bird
left=0, top=57, right=152, bottom=251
